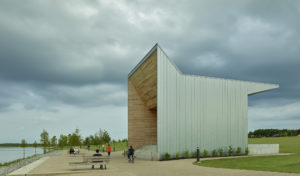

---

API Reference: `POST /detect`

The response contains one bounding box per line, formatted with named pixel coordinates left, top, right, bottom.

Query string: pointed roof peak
left=128, top=43, right=159, bottom=77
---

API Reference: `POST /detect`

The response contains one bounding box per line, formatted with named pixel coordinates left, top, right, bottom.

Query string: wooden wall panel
left=129, top=50, right=157, bottom=110
left=128, top=80, right=157, bottom=149
left=128, top=50, right=157, bottom=149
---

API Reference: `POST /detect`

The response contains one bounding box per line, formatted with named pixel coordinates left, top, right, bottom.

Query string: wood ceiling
left=128, top=50, right=157, bottom=111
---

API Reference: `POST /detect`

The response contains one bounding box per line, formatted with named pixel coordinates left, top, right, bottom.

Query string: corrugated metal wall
left=156, top=46, right=278, bottom=158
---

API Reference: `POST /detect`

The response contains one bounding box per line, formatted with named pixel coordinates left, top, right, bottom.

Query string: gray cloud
left=0, top=0, right=299, bottom=142
left=249, top=101, right=300, bottom=130
left=0, top=102, right=11, bottom=112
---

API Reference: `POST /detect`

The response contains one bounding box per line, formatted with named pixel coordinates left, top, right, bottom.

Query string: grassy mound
left=195, top=136, right=300, bottom=173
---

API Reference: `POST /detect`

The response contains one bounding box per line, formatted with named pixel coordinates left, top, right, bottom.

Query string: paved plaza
left=9, top=150, right=300, bottom=176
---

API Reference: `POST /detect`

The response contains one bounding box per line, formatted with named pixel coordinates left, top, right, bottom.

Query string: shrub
left=245, top=147, right=249, bottom=155
left=212, top=149, right=217, bottom=157
left=203, top=149, right=208, bottom=157
left=236, top=147, right=241, bottom=155
left=218, top=148, right=224, bottom=156
left=194, top=149, right=200, bottom=158
left=223, top=150, right=228, bottom=156
left=228, top=146, right=233, bottom=156
left=164, top=152, right=170, bottom=160
left=184, top=150, right=190, bottom=158
left=176, top=152, right=180, bottom=159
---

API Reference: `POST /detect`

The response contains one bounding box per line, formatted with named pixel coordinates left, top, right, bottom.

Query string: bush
left=164, top=152, right=170, bottom=160
left=245, top=147, right=249, bottom=155
left=236, top=147, right=241, bottom=155
left=212, top=149, right=217, bottom=157
left=176, top=152, right=180, bottom=158
left=194, top=149, right=199, bottom=158
left=218, top=148, right=224, bottom=156
left=228, top=146, right=233, bottom=156
left=184, top=150, right=190, bottom=158
left=203, top=149, right=208, bottom=157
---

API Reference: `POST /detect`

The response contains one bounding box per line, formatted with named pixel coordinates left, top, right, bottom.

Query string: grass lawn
left=249, top=137, right=300, bottom=153
left=195, top=136, right=300, bottom=173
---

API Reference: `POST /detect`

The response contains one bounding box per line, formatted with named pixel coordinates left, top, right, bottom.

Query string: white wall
left=156, top=46, right=278, bottom=158
left=248, top=144, right=279, bottom=155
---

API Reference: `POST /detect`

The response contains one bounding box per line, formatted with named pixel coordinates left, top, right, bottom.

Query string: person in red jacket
left=106, top=144, right=111, bottom=156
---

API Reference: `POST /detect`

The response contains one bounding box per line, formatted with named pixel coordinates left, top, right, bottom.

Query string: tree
left=20, top=139, right=27, bottom=158
left=99, top=129, right=104, bottom=137
left=89, top=135, right=95, bottom=145
left=248, top=129, right=300, bottom=138
left=58, top=135, right=68, bottom=148
left=67, top=134, right=71, bottom=146
left=98, top=129, right=104, bottom=145
left=83, top=137, right=91, bottom=146
left=102, top=130, right=111, bottom=144
left=51, top=136, right=57, bottom=147
left=69, top=128, right=82, bottom=146
left=280, top=131, right=288, bottom=137
left=93, top=133, right=100, bottom=146
left=33, top=141, right=38, bottom=155
left=40, top=129, right=49, bottom=153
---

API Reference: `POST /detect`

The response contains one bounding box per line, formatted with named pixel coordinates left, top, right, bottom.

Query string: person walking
left=107, top=144, right=111, bottom=156
left=128, top=146, right=134, bottom=163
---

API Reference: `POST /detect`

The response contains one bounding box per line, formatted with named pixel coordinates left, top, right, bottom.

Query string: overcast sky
left=0, top=0, right=300, bottom=143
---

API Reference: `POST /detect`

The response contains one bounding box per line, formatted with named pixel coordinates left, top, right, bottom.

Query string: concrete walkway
left=11, top=150, right=300, bottom=176
left=8, top=157, right=50, bottom=176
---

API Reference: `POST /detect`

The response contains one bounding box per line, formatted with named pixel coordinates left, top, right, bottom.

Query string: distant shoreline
left=0, top=144, right=42, bottom=148
left=0, top=145, right=20, bottom=148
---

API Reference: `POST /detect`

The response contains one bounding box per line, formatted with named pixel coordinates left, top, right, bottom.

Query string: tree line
left=39, top=128, right=115, bottom=149
left=248, top=129, right=300, bottom=138
left=19, top=128, right=128, bottom=152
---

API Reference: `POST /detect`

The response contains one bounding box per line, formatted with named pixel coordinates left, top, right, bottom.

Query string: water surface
left=0, top=147, right=43, bottom=163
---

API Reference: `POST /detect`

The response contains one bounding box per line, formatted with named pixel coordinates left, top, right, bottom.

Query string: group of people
left=69, top=147, right=79, bottom=155
left=93, top=144, right=112, bottom=156
left=92, top=145, right=135, bottom=162
left=70, top=144, right=135, bottom=162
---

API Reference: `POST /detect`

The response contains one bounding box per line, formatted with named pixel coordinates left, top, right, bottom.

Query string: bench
left=69, top=156, right=110, bottom=170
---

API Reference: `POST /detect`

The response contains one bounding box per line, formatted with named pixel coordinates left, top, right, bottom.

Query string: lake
left=0, top=147, right=44, bottom=163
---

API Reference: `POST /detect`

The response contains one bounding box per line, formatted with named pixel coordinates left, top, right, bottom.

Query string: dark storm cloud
left=0, top=80, right=126, bottom=113
left=1, top=0, right=299, bottom=107
left=0, top=0, right=151, bottom=110
left=36, top=84, right=127, bottom=107
left=0, top=0, right=153, bottom=86
left=0, top=0, right=300, bottom=142
left=0, top=102, right=11, bottom=112
left=162, top=0, right=300, bottom=103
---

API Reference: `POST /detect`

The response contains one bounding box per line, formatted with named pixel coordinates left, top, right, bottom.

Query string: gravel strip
left=0, top=150, right=61, bottom=176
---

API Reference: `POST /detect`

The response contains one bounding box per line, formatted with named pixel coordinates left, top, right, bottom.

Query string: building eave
left=128, top=43, right=158, bottom=78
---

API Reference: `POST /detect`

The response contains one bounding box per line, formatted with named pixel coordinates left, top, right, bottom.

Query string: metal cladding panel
left=158, top=48, right=253, bottom=158
left=156, top=46, right=277, bottom=158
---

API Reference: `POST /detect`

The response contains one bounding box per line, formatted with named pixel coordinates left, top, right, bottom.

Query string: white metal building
left=128, top=44, right=279, bottom=160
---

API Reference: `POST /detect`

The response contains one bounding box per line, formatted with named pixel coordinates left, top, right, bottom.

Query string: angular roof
left=128, top=44, right=279, bottom=95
